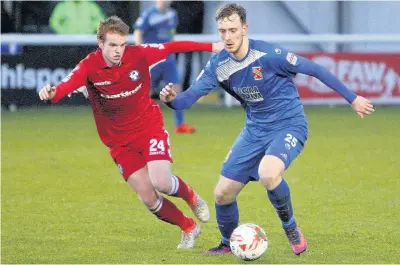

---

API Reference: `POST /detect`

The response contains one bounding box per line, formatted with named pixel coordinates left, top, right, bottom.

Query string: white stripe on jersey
left=149, top=59, right=167, bottom=71
left=216, top=50, right=267, bottom=82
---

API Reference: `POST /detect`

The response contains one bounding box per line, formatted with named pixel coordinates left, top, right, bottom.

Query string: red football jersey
left=52, top=41, right=212, bottom=147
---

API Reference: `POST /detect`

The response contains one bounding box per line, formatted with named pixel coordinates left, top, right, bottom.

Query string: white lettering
left=296, top=56, right=400, bottom=95
left=100, top=83, right=142, bottom=99
left=337, top=60, right=351, bottom=81
left=363, top=62, right=385, bottom=83
left=1, top=63, right=73, bottom=91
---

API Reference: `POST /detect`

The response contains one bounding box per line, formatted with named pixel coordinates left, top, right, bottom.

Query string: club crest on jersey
left=286, top=52, right=298, bottom=65
left=129, top=70, right=140, bottom=81
left=252, top=66, right=263, bottom=80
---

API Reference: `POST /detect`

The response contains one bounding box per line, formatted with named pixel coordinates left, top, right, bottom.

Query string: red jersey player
left=38, top=16, right=222, bottom=249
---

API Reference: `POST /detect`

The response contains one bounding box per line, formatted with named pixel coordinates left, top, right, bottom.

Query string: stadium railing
left=3, top=33, right=400, bottom=45
left=2, top=33, right=400, bottom=107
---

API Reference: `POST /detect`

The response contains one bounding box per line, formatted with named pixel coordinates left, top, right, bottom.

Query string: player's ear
left=242, top=24, right=248, bottom=36
left=98, top=40, right=104, bottom=49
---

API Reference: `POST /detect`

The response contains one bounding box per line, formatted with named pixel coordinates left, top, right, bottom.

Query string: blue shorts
left=150, top=57, right=180, bottom=90
left=221, top=125, right=308, bottom=184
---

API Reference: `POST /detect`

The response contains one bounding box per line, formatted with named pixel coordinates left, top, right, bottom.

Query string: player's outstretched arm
left=40, top=62, right=88, bottom=103
left=39, top=84, right=56, bottom=101
left=350, top=96, right=375, bottom=119
left=160, top=83, right=202, bottom=110
left=163, top=41, right=224, bottom=55
left=291, top=56, right=375, bottom=118
left=212, top=42, right=225, bottom=53
left=161, top=58, right=218, bottom=110
left=160, top=83, right=177, bottom=103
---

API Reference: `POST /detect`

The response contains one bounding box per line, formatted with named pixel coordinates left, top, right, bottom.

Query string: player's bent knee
left=126, top=169, right=159, bottom=208
left=214, top=175, right=244, bottom=205
left=138, top=192, right=160, bottom=209
left=258, top=155, right=285, bottom=188
left=214, top=187, right=236, bottom=205
left=149, top=175, right=169, bottom=193
left=147, top=161, right=173, bottom=193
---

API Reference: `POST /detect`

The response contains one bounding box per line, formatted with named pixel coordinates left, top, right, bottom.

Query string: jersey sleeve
left=140, top=42, right=212, bottom=70
left=267, top=46, right=302, bottom=77
left=134, top=10, right=150, bottom=32
left=268, top=46, right=357, bottom=103
left=169, top=59, right=218, bottom=109
left=51, top=61, right=88, bottom=103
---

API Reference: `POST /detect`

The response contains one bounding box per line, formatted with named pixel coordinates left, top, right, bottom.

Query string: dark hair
left=97, top=16, right=130, bottom=41
left=215, top=3, right=247, bottom=24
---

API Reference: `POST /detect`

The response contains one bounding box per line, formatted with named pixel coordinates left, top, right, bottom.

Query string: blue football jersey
left=134, top=6, right=177, bottom=44
left=188, top=39, right=308, bottom=130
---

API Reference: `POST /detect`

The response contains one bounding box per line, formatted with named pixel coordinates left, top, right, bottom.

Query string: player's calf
left=166, top=175, right=210, bottom=223
left=148, top=195, right=196, bottom=232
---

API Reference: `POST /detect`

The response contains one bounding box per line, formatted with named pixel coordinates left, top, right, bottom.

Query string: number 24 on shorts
left=149, top=138, right=172, bottom=157
left=150, top=139, right=165, bottom=152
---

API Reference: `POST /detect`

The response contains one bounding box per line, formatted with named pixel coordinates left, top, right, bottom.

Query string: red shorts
left=109, top=128, right=173, bottom=180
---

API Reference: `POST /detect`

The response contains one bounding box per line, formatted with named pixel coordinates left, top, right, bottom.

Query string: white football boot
left=177, top=224, right=201, bottom=249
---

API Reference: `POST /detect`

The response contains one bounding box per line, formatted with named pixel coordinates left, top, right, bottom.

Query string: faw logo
left=295, top=55, right=400, bottom=97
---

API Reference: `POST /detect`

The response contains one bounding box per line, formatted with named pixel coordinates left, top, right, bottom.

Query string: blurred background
left=1, top=0, right=400, bottom=109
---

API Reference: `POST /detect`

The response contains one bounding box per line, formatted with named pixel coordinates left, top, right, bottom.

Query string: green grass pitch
left=2, top=105, right=399, bottom=264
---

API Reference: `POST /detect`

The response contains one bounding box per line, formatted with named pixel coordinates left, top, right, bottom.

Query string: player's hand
left=160, top=83, right=177, bottom=103
left=212, top=42, right=224, bottom=53
left=39, top=84, right=56, bottom=101
left=351, top=96, right=375, bottom=118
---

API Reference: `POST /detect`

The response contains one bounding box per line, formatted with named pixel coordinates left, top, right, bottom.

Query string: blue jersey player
left=160, top=3, right=374, bottom=256
left=134, top=0, right=196, bottom=134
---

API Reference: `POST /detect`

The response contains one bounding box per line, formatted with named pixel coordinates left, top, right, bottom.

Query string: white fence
left=3, top=33, right=400, bottom=45
left=2, top=33, right=400, bottom=106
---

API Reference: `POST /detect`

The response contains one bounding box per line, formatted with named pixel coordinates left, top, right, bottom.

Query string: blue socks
left=267, top=179, right=297, bottom=229
left=216, top=201, right=239, bottom=245
left=174, top=109, right=184, bottom=127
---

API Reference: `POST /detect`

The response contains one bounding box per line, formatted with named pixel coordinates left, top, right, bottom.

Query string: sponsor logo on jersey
left=233, top=86, right=264, bottom=102
left=129, top=70, right=140, bottom=81
left=94, top=81, right=112, bottom=86
left=286, top=52, right=298, bottom=65
left=100, top=83, right=142, bottom=99
left=275, top=48, right=282, bottom=54
left=252, top=66, right=263, bottom=80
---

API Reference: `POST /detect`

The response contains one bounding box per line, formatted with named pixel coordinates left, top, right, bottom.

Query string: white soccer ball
left=230, top=223, right=268, bottom=261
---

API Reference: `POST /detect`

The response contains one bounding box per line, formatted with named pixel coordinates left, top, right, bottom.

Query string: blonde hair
left=97, top=16, right=129, bottom=41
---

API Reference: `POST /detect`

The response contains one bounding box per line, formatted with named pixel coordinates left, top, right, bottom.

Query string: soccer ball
left=230, top=223, right=268, bottom=261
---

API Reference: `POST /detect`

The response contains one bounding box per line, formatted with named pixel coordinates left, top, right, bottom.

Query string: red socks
left=169, top=175, right=196, bottom=205
left=150, top=195, right=195, bottom=232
